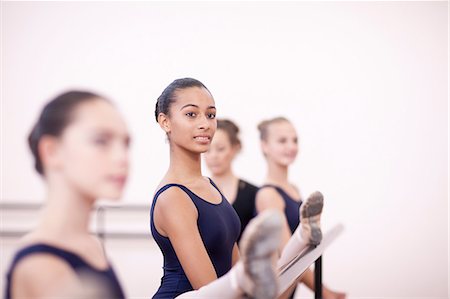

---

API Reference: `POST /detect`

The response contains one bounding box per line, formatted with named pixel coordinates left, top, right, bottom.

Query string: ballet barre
left=278, top=224, right=344, bottom=297
left=0, top=202, right=151, bottom=239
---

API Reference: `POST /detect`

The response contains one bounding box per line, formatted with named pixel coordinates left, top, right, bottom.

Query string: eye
left=94, top=137, right=110, bottom=146
left=208, top=113, right=216, bottom=119
left=124, top=137, right=131, bottom=148
left=186, top=112, right=196, bottom=118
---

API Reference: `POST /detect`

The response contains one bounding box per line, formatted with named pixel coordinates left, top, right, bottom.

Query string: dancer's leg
left=277, top=191, right=323, bottom=269
left=176, top=270, right=242, bottom=299
left=177, top=210, right=283, bottom=299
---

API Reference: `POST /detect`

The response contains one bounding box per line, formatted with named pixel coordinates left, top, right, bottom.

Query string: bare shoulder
left=155, top=185, right=197, bottom=215
left=256, top=186, right=284, bottom=202
left=11, top=253, right=76, bottom=298
left=256, top=186, right=285, bottom=212
left=153, top=185, right=198, bottom=236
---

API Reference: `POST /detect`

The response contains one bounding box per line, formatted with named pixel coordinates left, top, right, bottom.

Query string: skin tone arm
left=231, top=243, right=240, bottom=266
left=154, top=187, right=219, bottom=289
left=256, top=187, right=310, bottom=299
left=255, top=188, right=291, bottom=251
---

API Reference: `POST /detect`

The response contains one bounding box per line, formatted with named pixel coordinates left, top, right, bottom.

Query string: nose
left=197, top=114, right=211, bottom=131
left=114, top=140, right=129, bottom=170
left=288, top=140, right=298, bottom=151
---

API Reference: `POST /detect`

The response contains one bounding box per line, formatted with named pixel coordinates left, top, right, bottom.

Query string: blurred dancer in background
left=256, top=117, right=346, bottom=299
left=5, top=91, right=129, bottom=299
left=204, top=119, right=258, bottom=241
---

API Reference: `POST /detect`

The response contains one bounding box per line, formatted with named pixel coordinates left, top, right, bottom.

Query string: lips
left=208, top=164, right=221, bottom=169
left=283, top=152, right=297, bottom=160
left=108, top=175, right=127, bottom=186
left=193, top=135, right=211, bottom=143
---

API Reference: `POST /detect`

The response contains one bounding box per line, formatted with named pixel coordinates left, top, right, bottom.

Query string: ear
left=38, top=135, right=62, bottom=173
left=260, top=140, right=268, bottom=156
left=231, top=144, right=241, bottom=158
left=157, top=113, right=171, bottom=134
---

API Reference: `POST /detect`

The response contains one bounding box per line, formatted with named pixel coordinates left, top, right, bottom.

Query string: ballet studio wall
left=1, top=1, right=448, bottom=298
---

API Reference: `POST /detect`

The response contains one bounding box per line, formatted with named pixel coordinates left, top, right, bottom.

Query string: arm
left=153, top=187, right=218, bottom=289
left=231, top=243, right=240, bottom=266
left=255, top=188, right=292, bottom=251
left=255, top=189, right=299, bottom=299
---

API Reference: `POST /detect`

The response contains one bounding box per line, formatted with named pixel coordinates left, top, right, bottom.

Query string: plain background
left=1, top=1, right=448, bottom=298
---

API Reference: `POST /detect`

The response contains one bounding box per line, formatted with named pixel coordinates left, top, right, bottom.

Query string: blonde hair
left=257, top=117, right=290, bottom=141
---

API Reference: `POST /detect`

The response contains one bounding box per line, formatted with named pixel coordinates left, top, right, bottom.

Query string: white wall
left=1, top=1, right=448, bottom=298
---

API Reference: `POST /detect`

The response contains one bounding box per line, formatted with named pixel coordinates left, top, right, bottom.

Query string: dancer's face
left=204, top=129, right=239, bottom=176
left=44, top=100, right=130, bottom=200
left=261, top=121, right=298, bottom=167
left=162, top=87, right=217, bottom=154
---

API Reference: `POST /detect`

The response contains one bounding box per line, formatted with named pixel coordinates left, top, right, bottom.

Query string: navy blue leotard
left=259, top=185, right=302, bottom=234
left=4, top=243, right=125, bottom=299
left=150, top=178, right=241, bottom=299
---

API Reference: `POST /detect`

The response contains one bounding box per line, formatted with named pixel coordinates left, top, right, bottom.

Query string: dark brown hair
left=28, top=90, right=106, bottom=175
left=155, top=78, right=211, bottom=122
left=217, top=119, right=241, bottom=148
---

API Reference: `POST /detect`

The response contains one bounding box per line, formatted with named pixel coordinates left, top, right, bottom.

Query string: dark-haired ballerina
left=5, top=91, right=129, bottom=298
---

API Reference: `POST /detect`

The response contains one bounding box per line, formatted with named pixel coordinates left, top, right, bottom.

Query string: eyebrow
left=180, top=104, right=216, bottom=110
left=92, top=128, right=131, bottom=140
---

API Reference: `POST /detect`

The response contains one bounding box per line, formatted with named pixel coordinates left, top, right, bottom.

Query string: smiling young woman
left=256, top=117, right=346, bottom=299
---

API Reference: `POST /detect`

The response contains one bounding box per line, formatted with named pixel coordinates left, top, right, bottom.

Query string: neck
left=167, top=144, right=203, bottom=182
left=210, top=168, right=239, bottom=204
left=265, top=160, right=289, bottom=185
left=38, top=176, right=94, bottom=236
left=211, top=168, right=236, bottom=187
